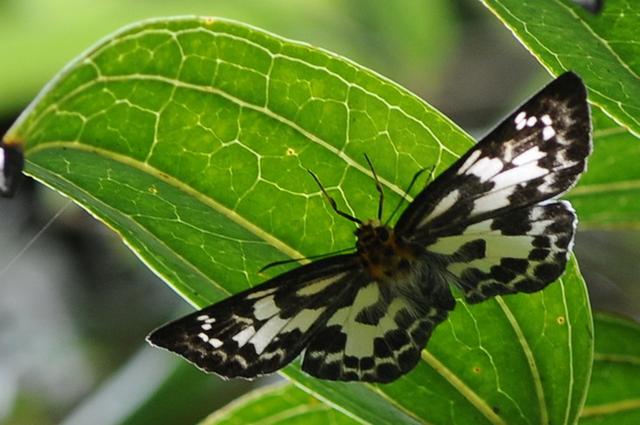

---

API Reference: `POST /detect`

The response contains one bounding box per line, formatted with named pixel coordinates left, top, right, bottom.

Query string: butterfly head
left=355, top=220, right=420, bottom=280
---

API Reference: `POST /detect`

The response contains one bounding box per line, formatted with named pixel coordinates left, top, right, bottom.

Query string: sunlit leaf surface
left=580, top=313, right=640, bottom=424
left=200, top=383, right=357, bottom=425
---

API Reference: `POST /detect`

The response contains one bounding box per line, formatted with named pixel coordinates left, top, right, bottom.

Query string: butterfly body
left=148, top=72, right=591, bottom=383
left=355, top=221, right=420, bottom=281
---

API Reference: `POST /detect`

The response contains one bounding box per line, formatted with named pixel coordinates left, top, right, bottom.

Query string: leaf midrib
left=27, top=140, right=307, bottom=265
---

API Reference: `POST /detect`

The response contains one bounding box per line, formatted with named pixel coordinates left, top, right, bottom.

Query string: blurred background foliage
left=0, top=0, right=637, bottom=424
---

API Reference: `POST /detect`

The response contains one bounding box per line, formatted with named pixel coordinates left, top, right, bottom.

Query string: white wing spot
left=541, top=114, right=552, bottom=125
left=514, top=111, right=527, bottom=124
left=491, top=163, right=548, bottom=190
left=526, top=116, right=538, bottom=127
left=282, top=308, right=325, bottom=333
left=458, top=149, right=482, bottom=175
left=201, top=323, right=212, bottom=331
left=296, top=274, right=345, bottom=297
left=543, top=126, right=556, bottom=141
left=472, top=185, right=515, bottom=213
left=513, top=146, right=546, bottom=166
left=250, top=316, right=288, bottom=355
left=246, top=287, right=278, bottom=300
left=422, top=189, right=459, bottom=225
left=198, top=332, right=209, bottom=342
left=197, top=315, right=209, bottom=321
left=253, top=295, right=280, bottom=321
left=232, top=326, right=256, bottom=347
left=209, top=338, right=223, bottom=348
left=467, top=157, right=504, bottom=182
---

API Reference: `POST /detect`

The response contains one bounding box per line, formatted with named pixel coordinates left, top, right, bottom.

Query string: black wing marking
left=427, top=201, right=576, bottom=303
left=302, top=266, right=455, bottom=382
left=395, top=71, right=591, bottom=243
left=0, top=143, right=24, bottom=198
left=147, top=254, right=361, bottom=379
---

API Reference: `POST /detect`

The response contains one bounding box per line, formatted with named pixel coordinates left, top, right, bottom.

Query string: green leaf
left=567, top=108, right=640, bottom=228
left=4, top=17, right=593, bottom=424
left=580, top=313, right=640, bottom=424
left=480, top=0, right=640, bottom=138
left=199, top=383, right=357, bottom=425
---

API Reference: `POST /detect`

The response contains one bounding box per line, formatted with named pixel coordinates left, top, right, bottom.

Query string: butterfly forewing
left=396, top=72, right=590, bottom=240
left=148, top=255, right=361, bottom=379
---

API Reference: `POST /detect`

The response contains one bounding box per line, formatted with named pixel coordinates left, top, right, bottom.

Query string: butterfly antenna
left=307, top=169, right=362, bottom=225
left=364, top=154, right=384, bottom=221
left=385, top=165, right=435, bottom=226
left=258, top=246, right=354, bottom=274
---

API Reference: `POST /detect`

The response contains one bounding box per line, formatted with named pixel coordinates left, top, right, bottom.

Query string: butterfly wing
left=426, top=201, right=576, bottom=302
left=572, top=0, right=603, bottom=13
left=396, top=72, right=591, bottom=302
left=302, top=269, right=455, bottom=382
left=147, top=254, right=362, bottom=379
left=0, top=144, right=24, bottom=198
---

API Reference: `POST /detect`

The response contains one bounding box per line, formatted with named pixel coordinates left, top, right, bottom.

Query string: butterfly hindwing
left=427, top=201, right=576, bottom=303
left=302, top=271, right=455, bottom=382
left=148, top=255, right=361, bottom=379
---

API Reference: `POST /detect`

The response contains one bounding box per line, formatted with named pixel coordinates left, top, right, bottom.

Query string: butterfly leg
left=364, top=154, right=385, bottom=221
left=385, top=165, right=433, bottom=226
left=307, top=169, right=362, bottom=225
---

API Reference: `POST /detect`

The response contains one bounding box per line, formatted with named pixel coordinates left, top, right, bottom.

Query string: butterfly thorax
left=355, top=220, right=422, bottom=280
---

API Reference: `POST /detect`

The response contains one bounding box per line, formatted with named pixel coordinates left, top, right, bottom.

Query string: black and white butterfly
left=148, top=72, right=591, bottom=383
left=572, top=0, right=603, bottom=13
left=0, top=143, right=24, bottom=198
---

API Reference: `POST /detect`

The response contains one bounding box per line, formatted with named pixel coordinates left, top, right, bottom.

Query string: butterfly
left=148, top=71, right=592, bottom=383
left=572, top=0, right=603, bottom=13
left=0, top=143, right=24, bottom=198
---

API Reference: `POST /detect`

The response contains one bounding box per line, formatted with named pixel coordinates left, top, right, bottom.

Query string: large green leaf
left=4, top=18, right=593, bottom=424
left=480, top=0, right=640, bottom=138
left=580, top=313, right=640, bottom=424
left=200, top=383, right=356, bottom=425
